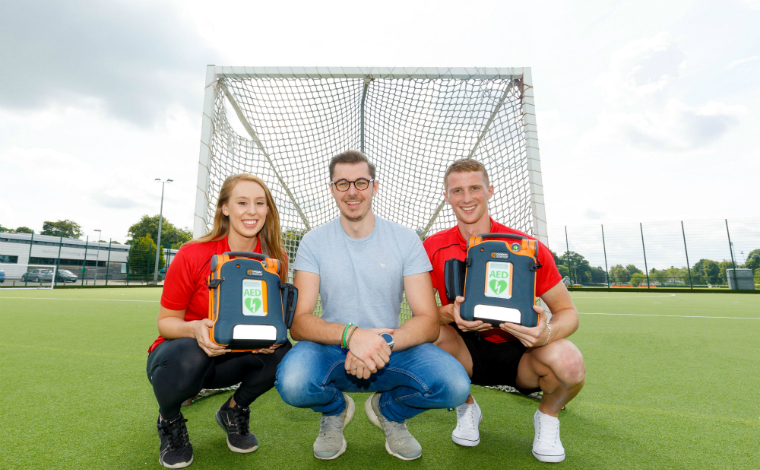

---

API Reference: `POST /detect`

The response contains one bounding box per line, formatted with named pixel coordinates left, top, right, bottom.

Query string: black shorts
left=461, top=331, right=540, bottom=395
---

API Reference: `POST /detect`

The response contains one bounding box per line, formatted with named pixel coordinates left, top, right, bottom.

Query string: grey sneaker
left=313, top=393, right=355, bottom=460
left=365, top=393, right=422, bottom=460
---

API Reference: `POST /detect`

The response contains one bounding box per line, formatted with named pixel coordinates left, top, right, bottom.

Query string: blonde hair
left=190, top=174, right=287, bottom=282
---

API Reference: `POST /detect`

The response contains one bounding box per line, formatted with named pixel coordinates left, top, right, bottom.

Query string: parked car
left=56, top=269, right=78, bottom=283
left=0, top=268, right=5, bottom=283
left=21, top=268, right=54, bottom=282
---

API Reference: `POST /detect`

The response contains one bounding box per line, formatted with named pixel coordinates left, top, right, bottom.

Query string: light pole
left=94, top=229, right=101, bottom=285
left=153, top=178, right=173, bottom=283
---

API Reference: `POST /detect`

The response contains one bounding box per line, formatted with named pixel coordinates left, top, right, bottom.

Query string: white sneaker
left=452, top=398, right=482, bottom=446
left=532, top=409, right=565, bottom=463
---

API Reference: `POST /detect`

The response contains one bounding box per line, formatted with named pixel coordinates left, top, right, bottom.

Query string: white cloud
left=588, top=33, right=746, bottom=152
left=739, top=0, right=760, bottom=9
left=726, top=55, right=759, bottom=69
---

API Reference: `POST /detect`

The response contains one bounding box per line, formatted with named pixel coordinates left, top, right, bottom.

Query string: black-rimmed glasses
left=330, top=178, right=375, bottom=192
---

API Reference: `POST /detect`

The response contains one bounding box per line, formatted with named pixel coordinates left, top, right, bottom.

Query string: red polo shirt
left=423, top=218, right=561, bottom=343
left=148, top=236, right=273, bottom=353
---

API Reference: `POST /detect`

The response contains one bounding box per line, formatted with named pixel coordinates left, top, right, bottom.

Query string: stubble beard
left=341, top=196, right=372, bottom=223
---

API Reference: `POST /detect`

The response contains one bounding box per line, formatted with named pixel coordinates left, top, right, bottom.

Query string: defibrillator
left=444, top=233, right=539, bottom=327
left=207, top=251, right=297, bottom=351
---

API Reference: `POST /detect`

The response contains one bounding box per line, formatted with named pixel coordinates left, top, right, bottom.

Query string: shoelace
left=229, top=406, right=251, bottom=435
left=536, top=416, right=560, bottom=445
left=318, top=414, right=343, bottom=437
left=160, top=417, right=189, bottom=450
left=456, top=404, right=478, bottom=430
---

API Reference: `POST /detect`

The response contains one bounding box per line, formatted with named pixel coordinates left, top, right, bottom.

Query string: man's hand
left=499, top=305, right=550, bottom=348
left=193, top=319, right=231, bottom=357
left=346, top=328, right=394, bottom=374
left=344, top=351, right=373, bottom=379
left=452, top=296, right=493, bottom=332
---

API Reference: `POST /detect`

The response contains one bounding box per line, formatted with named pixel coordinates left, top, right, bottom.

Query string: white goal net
left=0, top=263, right=58, bottom=290
left=194, top=66, right=547, bottom=317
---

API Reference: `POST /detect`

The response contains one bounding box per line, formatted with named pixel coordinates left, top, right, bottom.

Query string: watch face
left=380, top=332, right=394, bottom=349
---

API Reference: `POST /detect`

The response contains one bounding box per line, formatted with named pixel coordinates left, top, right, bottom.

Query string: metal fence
left=0, top=235, right=177, bottom=287
left=546, top=218, right=760, bottom=289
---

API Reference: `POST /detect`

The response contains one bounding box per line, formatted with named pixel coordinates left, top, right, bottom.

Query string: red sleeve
left=160, top=246, right=196, bottom=311
left=535, top=240, right=562, bottom=297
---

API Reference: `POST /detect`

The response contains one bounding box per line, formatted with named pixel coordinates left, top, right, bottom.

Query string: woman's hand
left=192, top=319, right=231, bottom=357
left=250, top=344, right=281, bottom=355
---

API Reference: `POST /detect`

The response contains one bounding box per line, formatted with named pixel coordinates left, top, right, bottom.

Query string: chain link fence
left=546, top=218, right=760, bottom=289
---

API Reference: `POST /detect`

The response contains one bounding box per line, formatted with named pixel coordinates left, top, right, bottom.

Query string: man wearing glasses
left=276, top=150, right=470, bottom=461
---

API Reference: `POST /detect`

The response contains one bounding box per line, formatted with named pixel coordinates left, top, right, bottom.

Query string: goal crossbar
left=194, top=65, right=549, bottom=295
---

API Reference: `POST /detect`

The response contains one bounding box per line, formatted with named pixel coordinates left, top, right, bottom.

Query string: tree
left=127, top=215, right=192, bottom=248
left=625, top=264, right=643, bottom=276
left=630, top=272, right=646, bottom=287
left=609, top=264, right=630, bottom=283
left=693, top=259, right=720, bottom=285
left=557, top=251, right=592, bottom=284
left=41, top=220, right=83, bottom=239
left=127, top=234, right=165, bottom=275
left=557, top=265, right=569, bottom=278
left=745, top=249, right=760, bottom=271
left=589, top=266, right=608, bottom=284
left=15, top=226, right=34, bottom=234
left=0, top=224, right=10, bottom=232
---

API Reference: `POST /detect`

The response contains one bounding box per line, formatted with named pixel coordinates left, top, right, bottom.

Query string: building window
left=0, top=255, right=19, bottom=263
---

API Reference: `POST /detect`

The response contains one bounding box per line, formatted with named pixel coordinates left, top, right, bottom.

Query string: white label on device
left=474, top=304, right=521, bottom=324
left=232, top=324, right=277, bottom=340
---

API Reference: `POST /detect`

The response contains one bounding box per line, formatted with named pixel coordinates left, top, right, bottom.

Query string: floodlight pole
left=154, top=179, right=173, bottom=283
left=94, top=229, right=101, bottom=285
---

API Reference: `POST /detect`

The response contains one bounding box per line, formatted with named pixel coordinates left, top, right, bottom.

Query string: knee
left=433, top=324, right=459, bottom=354
left=544, top=340, right=585, bottom=387
left=274, top=343, right=323, bottom=407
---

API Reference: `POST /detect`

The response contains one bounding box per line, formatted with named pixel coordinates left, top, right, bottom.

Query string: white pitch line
left=579, top=312, right=760, bottom=320
left=0, top=296, right=159, bottom=303
left=572, top=294, right=677, bottom=299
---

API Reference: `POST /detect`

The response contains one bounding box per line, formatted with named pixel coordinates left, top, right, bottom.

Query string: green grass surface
left=1, top=289, right=758, bottom=469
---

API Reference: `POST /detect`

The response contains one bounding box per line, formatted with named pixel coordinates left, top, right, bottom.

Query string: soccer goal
left=194, top=66, right=547, bottom=277
left=0, top=263, right=58, bottom=290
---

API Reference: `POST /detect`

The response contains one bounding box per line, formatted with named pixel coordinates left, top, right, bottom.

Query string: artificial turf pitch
left=0, top=288, right=757, bottom=469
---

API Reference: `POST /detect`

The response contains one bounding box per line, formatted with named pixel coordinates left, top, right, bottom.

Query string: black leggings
left=146, top=338, right=292, bottom=420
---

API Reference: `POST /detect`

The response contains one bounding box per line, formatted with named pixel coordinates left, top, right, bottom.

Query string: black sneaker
left=157, top=413, right=193, bottom=469
left=215, top=401, right=259, bottom=453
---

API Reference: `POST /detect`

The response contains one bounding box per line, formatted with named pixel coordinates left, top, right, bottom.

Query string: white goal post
left=193, top=66, right=548, bottom=277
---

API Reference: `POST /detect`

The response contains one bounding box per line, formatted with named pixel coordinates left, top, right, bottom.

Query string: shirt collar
left=456, top=217, right=496, bottom=251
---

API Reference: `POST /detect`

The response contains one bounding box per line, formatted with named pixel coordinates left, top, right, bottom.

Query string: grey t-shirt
left=294, top=216, right=432, bottom=329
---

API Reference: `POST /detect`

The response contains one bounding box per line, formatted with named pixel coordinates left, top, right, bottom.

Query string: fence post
left=564, top=226, right=572, bottom=285
left=601, top=224, right=610, bottom=290
left=640, top=223, right=650, bottom=289
left=81, top=236, right=89, bottom=286
left=725, top=219, right=738, bottom=289
left=126, top=244, right=132, bottom=285
left=681, top=221, right=693, bottom=289
left=25, top=232, right=34, bottom=286
left=105, top=239, right=112, bottom=286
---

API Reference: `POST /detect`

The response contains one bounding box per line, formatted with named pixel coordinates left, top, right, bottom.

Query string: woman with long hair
left=146, top=174, right=291, bottom=469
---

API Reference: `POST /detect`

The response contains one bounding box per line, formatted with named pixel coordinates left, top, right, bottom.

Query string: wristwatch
left=380, top=332, right=394, bottom=351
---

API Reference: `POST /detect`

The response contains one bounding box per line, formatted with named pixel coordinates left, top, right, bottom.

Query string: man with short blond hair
left=276, top=150, right=470, bottom=461
left=423, top=158, right=586, bottom=463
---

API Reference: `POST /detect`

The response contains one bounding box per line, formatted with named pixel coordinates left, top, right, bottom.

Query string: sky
left=1, top=0, right=758, bottom=250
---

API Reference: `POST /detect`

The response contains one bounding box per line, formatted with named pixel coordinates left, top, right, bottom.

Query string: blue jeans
left=275, top=341, right=470, bottom=422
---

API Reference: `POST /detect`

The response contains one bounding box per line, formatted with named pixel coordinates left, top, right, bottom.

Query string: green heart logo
left=490, top=279, right=507, bottom=295
left=245, top=297, right=262, bottom=313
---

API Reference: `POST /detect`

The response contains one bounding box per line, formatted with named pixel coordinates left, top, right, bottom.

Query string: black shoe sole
left=215, top=410, right=258, bottom=453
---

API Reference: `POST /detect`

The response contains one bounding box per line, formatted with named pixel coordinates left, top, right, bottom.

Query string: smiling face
left=330, top=162, right=377, bottom=223
left=222, top=180, right=269, bottom=241
left=444, top=170, right=494, bottom=226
